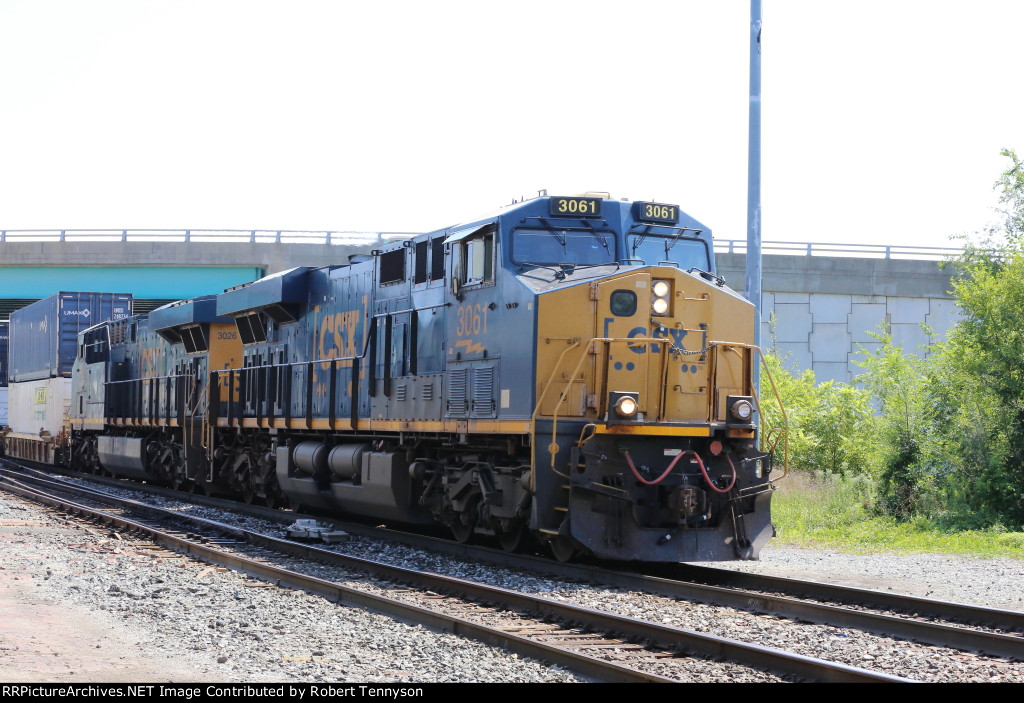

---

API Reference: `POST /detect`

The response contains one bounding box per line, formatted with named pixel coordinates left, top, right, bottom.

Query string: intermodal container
left=9, top=292, right=132, bottom=382
left=0, top=320, right=8, bottom=386
left=0, top=387, right=7, bottom=428
left=7, top=378, right=71, bottom=437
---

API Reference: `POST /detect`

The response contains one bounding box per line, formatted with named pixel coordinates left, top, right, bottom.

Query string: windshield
left=628, top=234, right=711, bottom=270
left=511, top=228, right=616, bottom=266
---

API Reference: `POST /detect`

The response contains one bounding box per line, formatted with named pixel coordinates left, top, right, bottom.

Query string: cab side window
left=463, top=231, right=493, bottom=285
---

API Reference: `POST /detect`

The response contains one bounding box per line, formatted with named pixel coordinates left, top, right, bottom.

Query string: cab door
left=595, top=273, right=661, bottom=419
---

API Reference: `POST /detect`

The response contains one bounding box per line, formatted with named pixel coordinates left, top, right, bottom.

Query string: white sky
left=1, top=1, right=1021, bottom=248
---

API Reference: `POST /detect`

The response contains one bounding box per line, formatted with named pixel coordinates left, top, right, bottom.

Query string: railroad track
left=0, top=464, right=909, bottom=683
left=9, top=462, right=1024, bottom=678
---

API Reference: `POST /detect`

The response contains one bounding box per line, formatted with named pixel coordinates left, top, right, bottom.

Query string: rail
left=0, top=228, right=417, bottom=244
left=714, top=239, right=962, bottom=260
left=0, top=229, right=966, bottom=261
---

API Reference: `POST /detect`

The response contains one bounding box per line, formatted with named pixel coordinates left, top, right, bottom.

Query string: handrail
left=715, top=239, right=963, bottom=261
left=0, top=229, right=966, bottom=261
left=0, top=228, right=418, bottom=244
left=707, top=341, right=789, bottom=481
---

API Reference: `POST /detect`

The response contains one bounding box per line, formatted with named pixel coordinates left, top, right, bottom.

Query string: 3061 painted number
left=644, top=204, right=676, bottom=220
left=635, top=201, right=680, bottom=224
left=456, top=303, right=488, bottom=337
left=551, top=197, right=601, bottom=218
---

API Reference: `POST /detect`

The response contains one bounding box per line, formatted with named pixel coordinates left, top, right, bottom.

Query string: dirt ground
left=0, top=515, right=220, bottom=683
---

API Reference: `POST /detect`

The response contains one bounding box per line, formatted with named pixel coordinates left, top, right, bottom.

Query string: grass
left=770, top=471, right=1024, bottom=559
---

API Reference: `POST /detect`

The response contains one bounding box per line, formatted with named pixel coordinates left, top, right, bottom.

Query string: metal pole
left=745, top=0, right=763, bottom=391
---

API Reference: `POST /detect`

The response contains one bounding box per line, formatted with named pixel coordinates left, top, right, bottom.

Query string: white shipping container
left=0, top=387, right=7, bottom=427
left=8, top=377, right=72, bottom=437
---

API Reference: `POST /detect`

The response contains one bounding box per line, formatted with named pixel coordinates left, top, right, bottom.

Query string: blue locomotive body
left=65, top=194, right=779, bottom=562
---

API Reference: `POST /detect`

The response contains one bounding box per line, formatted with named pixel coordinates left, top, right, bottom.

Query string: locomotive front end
left=529, top=204, right=778, bottom=562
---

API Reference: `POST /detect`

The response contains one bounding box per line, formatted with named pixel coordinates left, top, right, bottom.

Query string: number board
left=550, top=196, right=602, bottom=218
left=634, top=201, right=680, bottom=225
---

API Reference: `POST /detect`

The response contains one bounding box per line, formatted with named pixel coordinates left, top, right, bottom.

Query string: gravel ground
left=713, top=547, right=1024, bottom=613
left=3, top=477, right=1023, bottom=683
left=0, top=492, right=581, bottom=683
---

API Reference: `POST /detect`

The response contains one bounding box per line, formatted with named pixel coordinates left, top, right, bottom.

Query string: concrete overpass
left=716, top=243, right=958, bottom=383
left=0, top=229, right=396, bottom=315
left=0, top=230, right=959, bottom=383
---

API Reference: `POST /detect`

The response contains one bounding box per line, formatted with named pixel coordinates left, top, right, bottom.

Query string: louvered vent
left=448, top=368, right=468, bottom=416
left=472, top=366, right=495, bottom=417
left=423, top=383, right=434, bottom=401
left=395, top=383, right=408, bottom=402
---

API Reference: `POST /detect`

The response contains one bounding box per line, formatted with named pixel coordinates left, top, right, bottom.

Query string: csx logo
left=141, top=346, right=162, bottom=378
left=604, top=319, right=695, bottom=353
left=627, top=326, right=689, bottom=353
left=318, top=310, right=362, bottom=369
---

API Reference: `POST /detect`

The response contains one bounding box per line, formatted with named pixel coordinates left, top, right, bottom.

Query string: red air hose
left=625, top=450, right=737, bottom=493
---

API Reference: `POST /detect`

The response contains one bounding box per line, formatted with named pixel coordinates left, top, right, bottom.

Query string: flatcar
left=54, top=192, right=784, bottom=562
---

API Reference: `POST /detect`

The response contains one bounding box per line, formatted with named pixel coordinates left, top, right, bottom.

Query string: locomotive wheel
left=450, top=519, right=474, bottom=544
left=265, top=490, right=288, bottom=510
left=171, top=471, right=189, bottom=492
left=450, top=509, right=476, bottom=543
left=548, top=536, right=577, bottom=563
left=498, top=525, right=526, bottom=553
left=241, top=483, right=258, bottom=505
left=450, top=498, right=479, bottom=544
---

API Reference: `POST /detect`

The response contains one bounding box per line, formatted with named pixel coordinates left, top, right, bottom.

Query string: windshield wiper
left=581, top=219, right=611, bottom=254
left=516, top=261, right=575, bottom=279
left=665, top=227, right=703, bottom=258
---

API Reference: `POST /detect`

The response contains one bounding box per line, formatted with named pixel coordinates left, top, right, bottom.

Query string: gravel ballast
left=2, top=482, right=1022, bottom=683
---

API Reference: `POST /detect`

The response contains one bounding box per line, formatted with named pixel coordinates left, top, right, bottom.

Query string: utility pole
left=745, top=0, right=763, bottom=390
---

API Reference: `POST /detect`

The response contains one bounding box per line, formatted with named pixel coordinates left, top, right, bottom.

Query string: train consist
left=0, top=320, right=8, bottom=428
left=2, top=193, right=784, bottom=562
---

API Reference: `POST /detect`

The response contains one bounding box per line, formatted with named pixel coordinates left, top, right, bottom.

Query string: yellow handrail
left=707, top=341, right=789, bottom=480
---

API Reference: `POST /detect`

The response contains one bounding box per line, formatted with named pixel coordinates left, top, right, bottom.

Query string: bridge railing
left=0, top=229, right=963, bottom=261
left=0, top=229, right=417, bottom=245
left=714, top=239, right=962, bottom=260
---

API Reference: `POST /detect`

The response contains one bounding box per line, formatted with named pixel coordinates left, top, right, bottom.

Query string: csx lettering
left=627, top=326, right=689, bottom=353
left=319, top=310, right=361, bottom=370
left=141, top=346, right=163, bottom=377
left=456, top=304, right=488, bottom=337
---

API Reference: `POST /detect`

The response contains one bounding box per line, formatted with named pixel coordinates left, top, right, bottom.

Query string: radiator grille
left=472, top=366, right=495, bottom=417
left=448, top=368, right=468, bottom=416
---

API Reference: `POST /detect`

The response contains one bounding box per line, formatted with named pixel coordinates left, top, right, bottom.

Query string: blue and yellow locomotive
left=68, top=193, right=781, bottom=562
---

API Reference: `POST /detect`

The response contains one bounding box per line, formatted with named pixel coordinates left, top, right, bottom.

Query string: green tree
left=854, top=329, right=929, bottom=517
left=928, top=148, right=1024, bottom=525
left=761, top=353, right=879, bottom=477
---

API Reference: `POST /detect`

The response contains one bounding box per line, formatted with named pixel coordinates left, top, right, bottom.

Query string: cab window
left=464, top=233, right=493, bottom=284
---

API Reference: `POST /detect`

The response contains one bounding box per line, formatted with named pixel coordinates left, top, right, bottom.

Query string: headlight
left=608, top=391, right=640, bottom=424
left=651, top=279, right=671, bottom=316
left=615, top=395, right=638, bottom=417
left=729, top=398, right=753, bottom=421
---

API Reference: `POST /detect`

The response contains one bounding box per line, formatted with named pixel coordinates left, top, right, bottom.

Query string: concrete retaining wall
left=716, top=253, right=959, bottom=383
